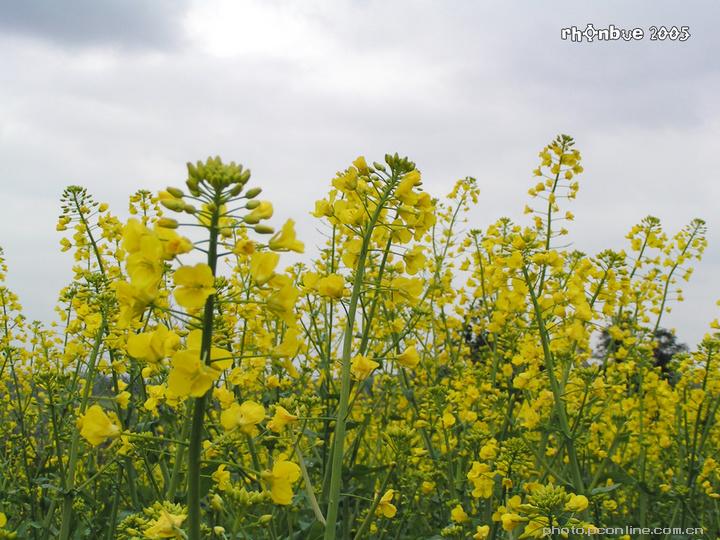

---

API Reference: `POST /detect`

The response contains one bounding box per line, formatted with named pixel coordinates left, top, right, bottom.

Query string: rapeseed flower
left=173, top=264, right=216, bottom=310
left=143, top=510, right=187, bottom=539
left=264, top=460, right=301, bottom=505
left=269, top=219, right=304, bottom=253
left=267, top=405, right=299, bottom=433
left=376, top=490, right=397, bottom=518
left=220, top=400, right=266, bottom=433
left=396, top=345, right=420, bottom=369
left=350, top=354, right=379, bottom=380
left=250, top=252, right=279, bottom=285
left=167, top=330, right=232, bottom=398
left=79, top=405, right=121, bottom=447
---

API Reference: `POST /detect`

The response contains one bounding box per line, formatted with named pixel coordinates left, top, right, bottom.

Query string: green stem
left=522, top=266, right=584, bottom=494
left=323, top=246, right=369, bottom=539
left=324, top=177, right=397, bottom=540
left=59, top=321, right=107, bottom=540
left=187, top=188, right=221, bottom=540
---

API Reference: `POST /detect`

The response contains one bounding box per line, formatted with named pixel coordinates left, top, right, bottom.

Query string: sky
left=0, top=0, right=718, bottom=345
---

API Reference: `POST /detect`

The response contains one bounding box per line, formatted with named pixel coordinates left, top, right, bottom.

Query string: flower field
left=0, top=135, right=718, bottom=539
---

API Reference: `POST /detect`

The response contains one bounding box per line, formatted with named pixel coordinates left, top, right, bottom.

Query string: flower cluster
left=0, top=139, right=718, bottom=540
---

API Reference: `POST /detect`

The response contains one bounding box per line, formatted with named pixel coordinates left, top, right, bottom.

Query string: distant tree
left=594, top=327, right=688, bottom=377
left=462, top=315, right=492, bottom=364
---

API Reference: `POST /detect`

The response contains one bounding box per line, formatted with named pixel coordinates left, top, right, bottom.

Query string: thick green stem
left=522, top=267, right=585, bottom=494
left=324, top=177, right=397, bottom=540
left=323, top=244, right=369, bottom=539
left=187, top=190, right=221, bottom=540
left=187, top=393, right=208, bottom=539
left=166, top=409, right=192, bottom=500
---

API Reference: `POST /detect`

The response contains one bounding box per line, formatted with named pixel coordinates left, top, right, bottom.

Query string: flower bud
left=166, top=187, right=184, bottom=198
left=184, top=204, right=197, bottom=214
left=157, top=217, right=178, bottom=229
left=160, top=199, right=185, bottom=212
left=187, top=162, right=200, bottom=180
left=245, top=187, right=262, bottom=199
left=240, top=169, right=251, bottom=183
left=210, top=494, right=224, bottom=511
left=186, top=177, right=200, bottom=194
left=254, top=225, right=274, bottom=235
left=246, top=200, right=260, bottom=210
left=229, top=184, right=243, bottom=196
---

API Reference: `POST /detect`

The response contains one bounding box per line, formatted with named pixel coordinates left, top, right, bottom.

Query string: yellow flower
left=220, top=400, right=266, bottom=433
left=250, top=251, right=279, bottom=285
left=396, top=345, right=420, bottom=369
left=116, top=391, right=131, bottom=409
left=212, top=464, right=231, bottom=491
left=114, top=280, right=155, bottom=328
left=467, top=462, right=494, bottom=498
left=173, top=263, right=215, bottom=310
left=143, top=510, right=187, bottom=539
left=273, top=328, right=300, bottom=358
left=265, top=460, right=302, bottom=505
left=126, top=234, right=165, bottom=292
left=341, top=238, right=363, bottom=268
left=0, top=512, right=7, bottom=528
left=315, top=274, right=346, bottom=299
left=301, top=272, right=319, bottom=291
left=353, top=156, right=369, bottom=174
left=122, top=218, right=151, bottom=253
left=501, top=512, right=524, bottom=532
left=127, top=332, right=159, bottom=363
left=350, top=354, right=379, bottom=380
left=479, top=439, right=498, bottom=460
left=245, top=201, right=274, bottom=223
left=450, top=504, right=469, bottom=523
left=523, top=516, right=551, bottom=539
left=565, top=494, right=589, bottom=512
left=473, top=525, right=490, bottom=540
left=375, top=489, right=397, bottom=518
left=396, top=169, right=421, bottom=203
left=126, top=324, right=180, bottom=364
left=311, top=199, right=333, bottom=218
left=144, top=385, right=165, bottom=414
left=233, top=238, right=256, bottom=256
left=390, top=277, right=423, bottom=305
left=269, top=219, right=304, bottom=253
left=403, top=246, right=426, bottom=275
left=266, top=275, right=300, bottom=324
left=155, top=226, right=193, bottom=259
left=268, top=405, right=299, bottom=433
left=79, top=405, right=121, bottom=446
left=167, top=330, right=232, bottom=398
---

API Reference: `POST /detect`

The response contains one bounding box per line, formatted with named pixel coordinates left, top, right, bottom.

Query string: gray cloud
left=0, top=0, right=189, bottom=49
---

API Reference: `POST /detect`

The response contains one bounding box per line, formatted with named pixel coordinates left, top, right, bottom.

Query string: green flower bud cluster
left=384, top=152, right=416, bottom=176
left=186, top=156, right=251, bottom=193
left=527, top=484, right=569, bottom=514
left=440, top=524, right=463, bottom=537
left=225, top=486, right=271, bottom=507
left=116, top=501, right=190, bottom=540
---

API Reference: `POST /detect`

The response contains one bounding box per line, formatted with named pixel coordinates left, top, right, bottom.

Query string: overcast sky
left=0, top=0, right=718, bottom=344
